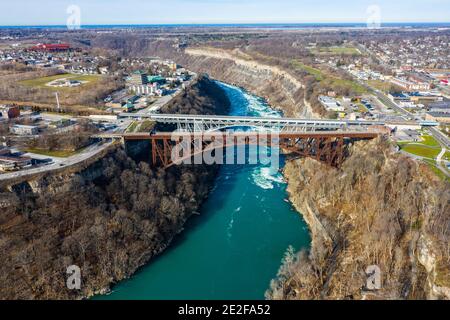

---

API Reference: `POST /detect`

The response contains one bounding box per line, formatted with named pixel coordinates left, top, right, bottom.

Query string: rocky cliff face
left=171, top=48, right=321, bottom=118
left=0, top=76, right=230, bottom=300
left=267, top=138, right=450, bottom=300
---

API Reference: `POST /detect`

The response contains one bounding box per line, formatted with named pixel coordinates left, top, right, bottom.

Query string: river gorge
left=95, top=82, right=311, bottom=300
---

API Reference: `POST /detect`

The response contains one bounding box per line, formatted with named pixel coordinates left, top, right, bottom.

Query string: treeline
left=0, top=62, right=36, bottom=75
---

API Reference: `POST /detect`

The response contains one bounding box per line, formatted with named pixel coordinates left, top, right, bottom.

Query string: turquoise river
left=96, top=82, right=311, bottom=300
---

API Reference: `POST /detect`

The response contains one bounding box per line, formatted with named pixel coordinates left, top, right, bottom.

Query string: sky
left=0, top=0, right=449, bottom=26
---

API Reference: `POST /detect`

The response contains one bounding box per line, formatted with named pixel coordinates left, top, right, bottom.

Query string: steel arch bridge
left=129, top=113, right=387, bottom=133
left=95, top=114, right=388, bottom=168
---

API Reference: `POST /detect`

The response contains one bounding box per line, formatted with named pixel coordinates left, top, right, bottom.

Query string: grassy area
left=291, top=61, right=324, bottom=80
left=322, top=77, right=367, bottom=95
left=356, top=102, right=368, bottom=113
left=291, top=60, right=368, bottom=95
left=420, top=135, right=441, bottom=148
left=20, top=73, right=101, bottom=90
left=445, top=151, right=450, bottom=161
left=367, top=80, right=392, bottom=93
left=422, top=159, right=450, bottom=182
left=310, top=46, right=361, bottom=56
left=400, top=144, right=441, bottom=159
left=25, top=148, right=79, bottom=158
left=138, top=120, right=156, bottom=132
left=126, top=121, right=138, bottom=133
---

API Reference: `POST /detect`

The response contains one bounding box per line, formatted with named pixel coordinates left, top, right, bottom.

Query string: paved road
left=429, top=127, right=450, bottom=149
left=363, top=81, right=450, bottom=149
left=374, top=91, right=415, bottom=121
left=0, top=142, right=112, bottom=181
left=436, top=148, right=450, bottom=178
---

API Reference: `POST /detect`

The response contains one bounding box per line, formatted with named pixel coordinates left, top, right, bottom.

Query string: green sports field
left=20, top=73, right=101, bottom=90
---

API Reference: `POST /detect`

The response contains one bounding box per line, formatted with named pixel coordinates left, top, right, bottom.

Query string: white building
left=10, top=125, right=39, bottom=135
left=130, top=83, right=163, bottom=97
left=318, top=96, right=345, bottom=112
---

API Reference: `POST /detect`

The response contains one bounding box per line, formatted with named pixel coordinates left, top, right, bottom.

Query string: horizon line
left=1, top=21, right=450, bottom=28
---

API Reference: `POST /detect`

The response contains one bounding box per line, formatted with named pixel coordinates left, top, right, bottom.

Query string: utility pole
left=55, top=92, right=61, bottom=112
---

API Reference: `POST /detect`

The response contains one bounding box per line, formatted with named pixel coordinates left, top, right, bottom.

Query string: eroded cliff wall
left=267, top=138, right=450, bottom=300
left=172, top=48, right=321, bottom=118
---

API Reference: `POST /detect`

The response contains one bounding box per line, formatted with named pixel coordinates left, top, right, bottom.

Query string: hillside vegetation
left=267, top=138, right=450, bottom=300
left=0, top=76, right=230, bottom=299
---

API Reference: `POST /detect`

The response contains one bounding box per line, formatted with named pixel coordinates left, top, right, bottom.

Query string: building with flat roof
left=29, top=43, right=71, bottom=52
left=129, top=70, right=148, bottom=85
left=10, top=125, right=39, bottom=136
left=428, top=101, right=450, bottom=113
left=390, top=77, right=431, bottom=91
left=425, top=112, right=450, bottom=123
left=318, top=96, right=345, bottom=112
left=0, top=153, right=32, bottom=172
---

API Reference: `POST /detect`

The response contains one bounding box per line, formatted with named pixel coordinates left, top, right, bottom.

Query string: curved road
left=0, top=142, right=112, bottom=181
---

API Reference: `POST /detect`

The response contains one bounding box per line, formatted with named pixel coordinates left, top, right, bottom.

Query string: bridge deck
left=113, top=131, right=381, bottom=140
left=120, top=113, right=387, bottom=126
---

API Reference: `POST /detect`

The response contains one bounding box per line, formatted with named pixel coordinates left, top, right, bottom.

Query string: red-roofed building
left=29, top=43, right=71, bottom=52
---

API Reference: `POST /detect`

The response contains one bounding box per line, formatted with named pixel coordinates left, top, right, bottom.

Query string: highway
left=373, top=90, right=415, bottom=121
left=372, top=90, right=450, bottom=149
left=429, top=127, right=450, bottom=149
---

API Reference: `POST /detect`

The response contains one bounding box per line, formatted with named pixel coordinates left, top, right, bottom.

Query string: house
left=99, top=66, right=109, bottom=75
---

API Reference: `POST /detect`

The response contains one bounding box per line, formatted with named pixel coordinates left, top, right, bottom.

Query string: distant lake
left=1, top=22, right=450, bottom=30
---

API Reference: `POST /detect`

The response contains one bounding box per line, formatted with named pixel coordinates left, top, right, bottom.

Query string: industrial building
left=29, top=43, right=71, bottom=52
left=425, top=112, right=450, bottom=123
left=428, top=101, right=450, bottom=113
left=10, top=124, right=39, bottom=135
